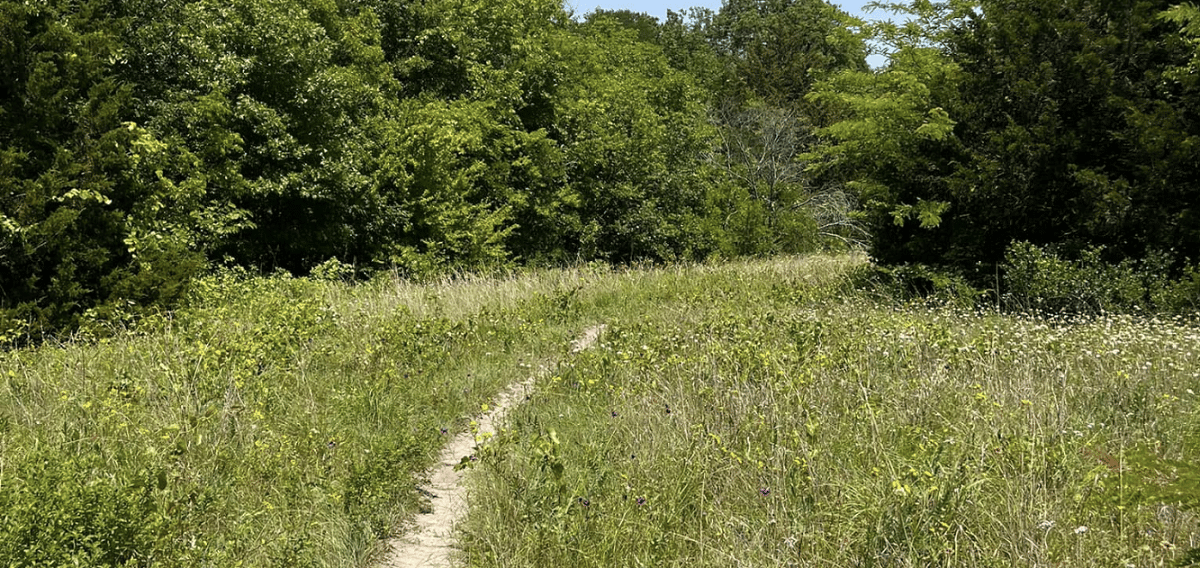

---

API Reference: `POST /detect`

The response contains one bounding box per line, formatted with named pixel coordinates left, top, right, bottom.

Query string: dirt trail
left=379, top=325, right=605, bottom=568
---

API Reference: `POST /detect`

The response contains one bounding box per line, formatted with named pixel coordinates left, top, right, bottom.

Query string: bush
left=0, top=450, right=171, bottom=567
left=1002, top=241, right=1200, bottom=314
left=1151, top=265, right=1200, bottom=314
left=858, top=262, right=986, bottom=309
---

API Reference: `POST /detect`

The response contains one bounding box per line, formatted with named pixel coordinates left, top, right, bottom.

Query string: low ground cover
left=3, top=255, right=1198, bottom=567
left=0, top=256, right=856, bottom=567
left=0, top=265, right=598, bottom=567
left=459, top=259, right=1200, bottom=567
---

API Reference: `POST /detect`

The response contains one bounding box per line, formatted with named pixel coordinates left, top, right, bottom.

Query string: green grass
left=457, top=258, right=1200, bottom=567
left=3, top=254, right=1199, bottom=567
left=0, top=265, right=602, bottom=567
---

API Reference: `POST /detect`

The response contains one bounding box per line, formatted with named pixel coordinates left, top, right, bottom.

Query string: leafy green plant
left=860, top=262, right=986, bottom=308
left=1003, top=241, right=1200, bottom=314
left=0, top=450, right=173, bottom=567
left=1125, top=451, right=1200, bottom=515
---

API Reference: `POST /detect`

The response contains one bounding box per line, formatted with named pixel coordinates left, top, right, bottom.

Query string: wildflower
left=611, top=410, right=618, bottom=417
left=1037, top=520, right=1054, bottom=530
left=1074, top=526, right=1088, bottom=535
left=440, top=427, right=448, bottom=435
left=665, top=404, right=672, bottom=415
left=578, top=497, right=590, bottom=507
left=637, top=497, right=646, bottom=506
left=759, top=487, right=770, bottom=496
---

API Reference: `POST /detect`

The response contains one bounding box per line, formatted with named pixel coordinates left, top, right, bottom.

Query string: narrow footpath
left=380, top=325, right=606, bottom=568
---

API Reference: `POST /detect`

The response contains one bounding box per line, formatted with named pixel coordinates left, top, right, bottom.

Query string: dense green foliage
left=808, top=0, right=1200, bottom=308
left=6, top=0, right=1200, bottom=560
left=0, top=0, right=729, bottom=340
left=946, top=0, right=1199, bottom=265
left=5, top=0, right=1200, bottom=339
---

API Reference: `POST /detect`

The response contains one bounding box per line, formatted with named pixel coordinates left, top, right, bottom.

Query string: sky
left=568, top=0, right=894, bottom=67
left=566, top=0, right=878, bottom=20
left=569, top=0, right=882, bottom=22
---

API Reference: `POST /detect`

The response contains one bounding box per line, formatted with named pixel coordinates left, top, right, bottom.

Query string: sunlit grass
left=5, top=253, right=1195, bottom=567
left=459, top=260, right=1200, bottom=567
left=0, top=254, right=863, bottom=567
left=0, top=265, right=591, bottom=567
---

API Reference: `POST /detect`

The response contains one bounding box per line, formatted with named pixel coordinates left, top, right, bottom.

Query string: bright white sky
left=568, top=0, right=895, bottom=67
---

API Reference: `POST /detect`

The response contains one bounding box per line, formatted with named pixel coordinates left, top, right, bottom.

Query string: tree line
left=3, top=0, right=1199, bottom=341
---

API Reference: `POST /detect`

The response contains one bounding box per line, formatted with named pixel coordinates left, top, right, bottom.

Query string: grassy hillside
left=0, top=264, right=597, bottom=566
left=457, top=258, right=1200, bottom=567
left=2, top=255, right=1198, bottom=567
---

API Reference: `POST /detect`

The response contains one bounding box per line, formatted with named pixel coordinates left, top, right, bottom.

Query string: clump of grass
left=458, top=257, right=1200, bottom=567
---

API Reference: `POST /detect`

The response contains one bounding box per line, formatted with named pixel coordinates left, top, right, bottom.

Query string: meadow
left=459, top=257, right=1200, bottom=567
left=2, top=255, right=1198, bottom=567
left=0, top=263, right=597, bottom=566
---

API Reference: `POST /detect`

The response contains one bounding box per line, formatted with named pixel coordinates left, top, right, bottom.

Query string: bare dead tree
left=707, top=101, right=808, bottom=217
left=800, top=184, right=871, bottom=248
left=707, top=100, right=868, bottom=248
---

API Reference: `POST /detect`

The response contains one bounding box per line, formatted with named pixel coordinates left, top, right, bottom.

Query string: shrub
left=859, top=262, right=986, bottom=309
left=0, top=450, right=171, bottom=567
left=1003, top=241, right=1200, bottom=314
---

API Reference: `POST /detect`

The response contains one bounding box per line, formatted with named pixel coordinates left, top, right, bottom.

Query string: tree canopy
left=4, top=0, right=1200, bottom=341
left=808, top=0, right=1200, bottom=298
